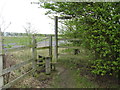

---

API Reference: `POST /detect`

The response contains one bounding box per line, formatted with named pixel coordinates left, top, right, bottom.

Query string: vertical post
left=49, top=35, right=52, bottom=58
left=0, top=28, right=3, bottom=89
left=32, top=35, right=37, bottom=70
left=55, top=16, right=58, bottom=62
left=54, top=16, right=58, bottom=70
left=49, top=36, right=53, bottom=70
left=45, top=57, right=51, bottom=75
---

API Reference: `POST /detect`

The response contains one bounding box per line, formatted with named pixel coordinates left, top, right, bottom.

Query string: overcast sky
left=0, top=0, right=55, bottom=34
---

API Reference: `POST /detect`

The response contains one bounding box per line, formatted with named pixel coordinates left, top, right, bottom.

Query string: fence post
left=49, top=36, right=52, bottom=59
left=54, top=16, right=58, bottom=70
left=49, top=36, right=52, bottom=69
left=32, top=35, right=37, bottom=70
left=0, top=28, right=3, bottom=89
left=45, top=57, right=51, bottom=75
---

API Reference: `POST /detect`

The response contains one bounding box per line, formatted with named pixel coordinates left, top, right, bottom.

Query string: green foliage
left=41, top=2, right=120, bottom=77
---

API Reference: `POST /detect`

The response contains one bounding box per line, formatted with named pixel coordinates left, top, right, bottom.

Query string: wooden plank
left=2, top=69, right=34, bottom=88
left=0, top=28, right=3, bottom=89
left=45, top=57, right=51, bottom=75
left=1, top=59, right=33, bottom=76
left=36, top=46, right=50, bottom=50
left=58, top=46, right=81, bottom=49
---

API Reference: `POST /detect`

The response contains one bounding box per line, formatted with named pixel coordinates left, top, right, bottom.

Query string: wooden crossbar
left=1, top=59, right=33, bottom=76
left=2, top=69, right=34, bottom=88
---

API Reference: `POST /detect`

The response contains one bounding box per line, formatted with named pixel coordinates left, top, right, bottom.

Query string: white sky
left=0, top=0, right=55, bottom=34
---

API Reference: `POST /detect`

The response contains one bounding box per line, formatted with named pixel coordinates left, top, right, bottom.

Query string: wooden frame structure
left=0, top=31, right=52, bottom=89
left=0, top=15, right=80, bottom=89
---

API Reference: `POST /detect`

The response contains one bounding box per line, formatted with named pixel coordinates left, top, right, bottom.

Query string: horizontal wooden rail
left=4, top=45, right=32, bottom=53
left=1, top=59, right=33, bottom=76
left=58, top=38, right=82, bottom=41
left=36, top=46, right=50, bottom=50
left=2, top=69, right=34, bottom=88
left=58, top=46, right=81, bottom=49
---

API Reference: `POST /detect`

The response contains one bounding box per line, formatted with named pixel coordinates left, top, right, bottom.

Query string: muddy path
left=50, top=63, right=77, bottom=88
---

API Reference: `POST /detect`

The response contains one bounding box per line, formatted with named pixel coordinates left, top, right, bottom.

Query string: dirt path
left=51, top=63, right=76, bottom=88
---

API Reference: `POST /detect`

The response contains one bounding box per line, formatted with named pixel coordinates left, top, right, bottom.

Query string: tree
left=40, top=2, right=120, bottom=77
left=0, top=10, right=11, bottom=36
left=23, top=22, right=37, bottom=44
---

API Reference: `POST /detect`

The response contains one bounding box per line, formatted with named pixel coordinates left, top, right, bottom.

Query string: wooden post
left=32, top=35, right=37, bottom=70
left=0, top=28, right=3, bottom=89
left=54, top=16, right=58, bottom=70
left=49, top=35, right=52, bottom=58
left=49, top=36, right=52, bottom=69
left=45, top=57, right=51, bottom=75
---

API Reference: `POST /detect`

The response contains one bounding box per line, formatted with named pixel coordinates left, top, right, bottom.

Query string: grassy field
left=3, top=36, right=45, bottom=48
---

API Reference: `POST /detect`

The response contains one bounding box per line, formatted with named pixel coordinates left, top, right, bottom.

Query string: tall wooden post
left=49, top=36, right=52, bottom=69
left=54, top=16, right=58, bottom=70
left=55, top=16, right=58, bottom=62
left=0, top=28, right=3, bottom=89
left=49, top=35, right=52, bottom=58
left=32, top=35, right=37, bottom=70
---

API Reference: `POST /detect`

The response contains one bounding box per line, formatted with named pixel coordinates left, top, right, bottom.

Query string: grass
left=3, top=36, right=44, bottom=48
left=57, top=58, right=99, bottom=88
left=54, top=47, right=119, bottom=88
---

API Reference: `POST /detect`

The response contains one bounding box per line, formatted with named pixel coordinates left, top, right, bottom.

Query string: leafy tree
left=40, top=2, right=120, bottom=77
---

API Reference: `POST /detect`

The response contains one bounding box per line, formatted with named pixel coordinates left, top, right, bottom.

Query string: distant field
left=3, top=36, right=45, bottom=48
